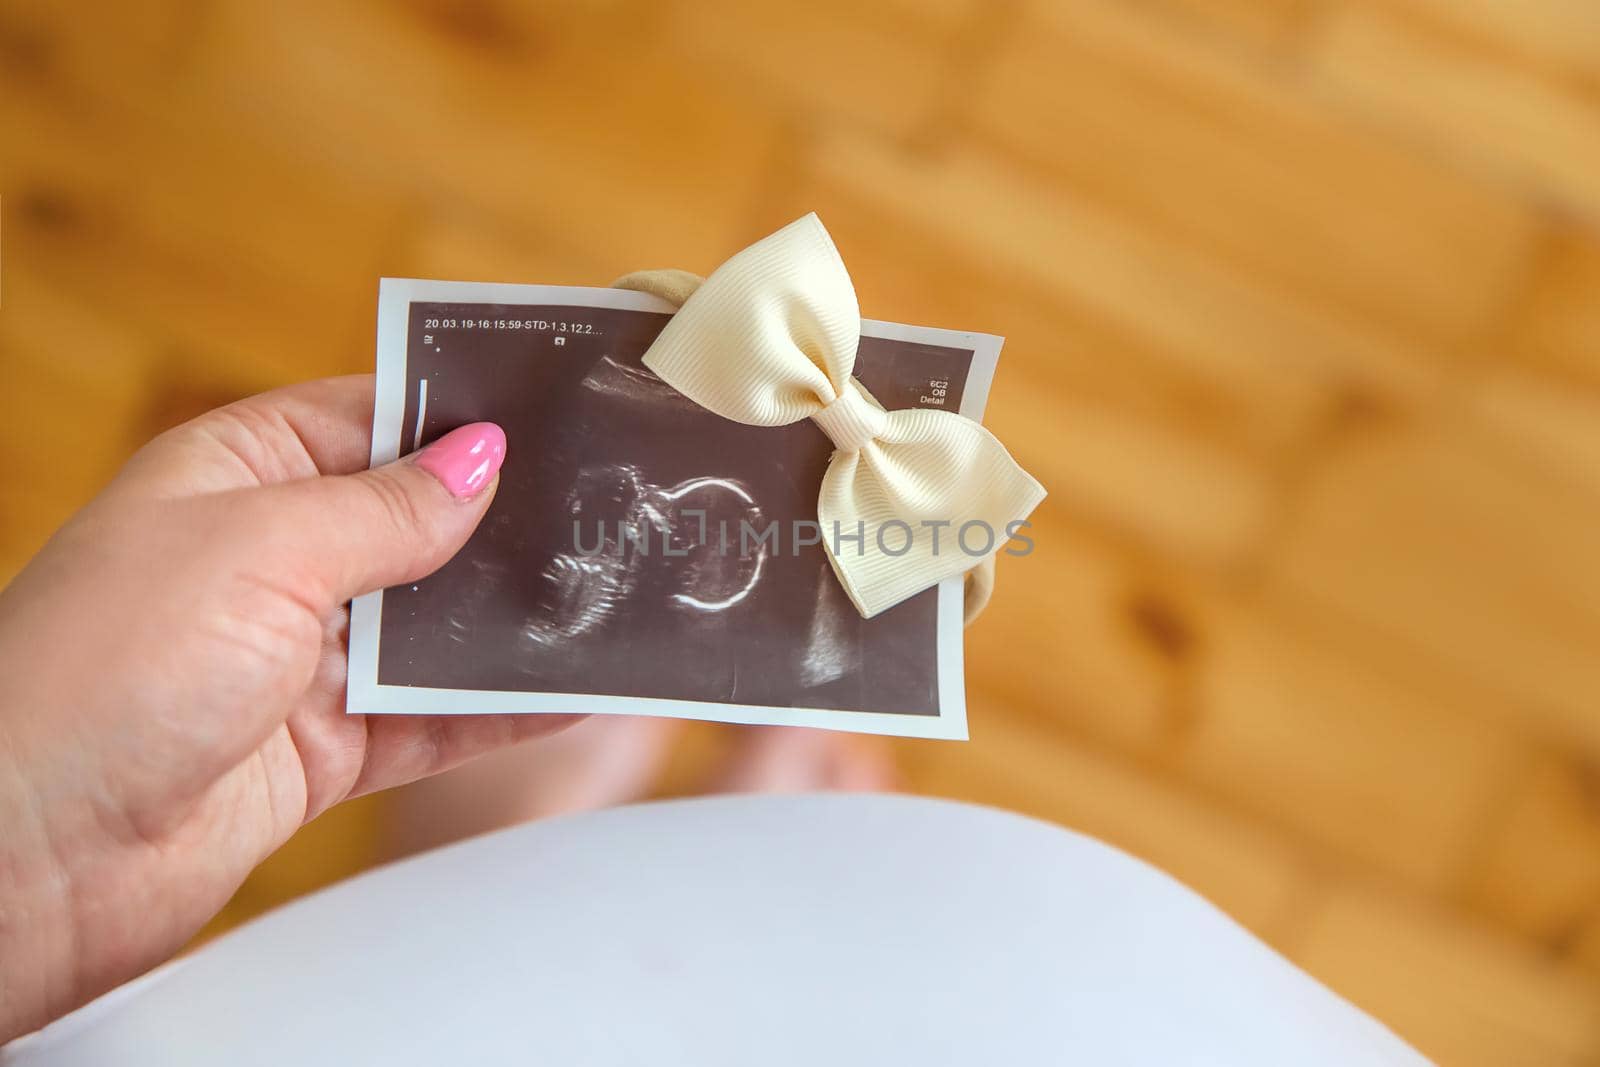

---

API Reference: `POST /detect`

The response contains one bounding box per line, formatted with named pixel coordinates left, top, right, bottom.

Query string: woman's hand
left=0, top=376, right=576, bottom=1041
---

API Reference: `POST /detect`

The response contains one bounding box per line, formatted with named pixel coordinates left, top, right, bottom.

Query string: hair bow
left=615, top=214, right=1045, bottom=619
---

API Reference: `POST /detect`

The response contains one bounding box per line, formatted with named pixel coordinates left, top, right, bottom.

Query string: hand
left=0, top=376, right=577, bottom=1040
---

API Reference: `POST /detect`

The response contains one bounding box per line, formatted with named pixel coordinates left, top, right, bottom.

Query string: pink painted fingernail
left=415, top=422, right=506, bottom=498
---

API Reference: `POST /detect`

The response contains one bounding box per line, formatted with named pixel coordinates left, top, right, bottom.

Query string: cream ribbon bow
left=617, top=214, right=1046, bottom=619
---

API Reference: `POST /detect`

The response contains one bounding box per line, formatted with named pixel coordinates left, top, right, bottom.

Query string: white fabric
left=634, top=214, right=1046, bottom=618
left=4, top=795, right=1430, bottom=1065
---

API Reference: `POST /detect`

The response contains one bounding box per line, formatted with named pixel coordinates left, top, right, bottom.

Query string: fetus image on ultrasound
left=376, top=302, right=973, bottom=717
left=521, top=463, right=772, bottom=646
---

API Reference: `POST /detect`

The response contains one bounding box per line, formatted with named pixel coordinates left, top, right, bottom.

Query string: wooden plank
left=1115, top=0, right=1321, bottom=55
left=1182, top=598, right=1528, bottom=893
left=1294, top=885, right=1600, bottom=1066
left=974, top=0, right=1542, bottom=348
left=1363, top=0, right=1600, bottom=77
left=186, top=0, right=786, bottom=274
left=1466, top=754, right=1600, bottom=949
left=994, top=364, right=1276, bottom=572
left=799, top=130, right=1446, bottom=442
left=756, top=190, right=1325, bottom=459
left=0, top=85, right=393, bottom=384
left=1508, top=225, right=1600, bottom=390
left=1268, top=418, right=1600, bottom=757
left=662, top=0, right=981, bottom=138
left=964, top=503, right=1180, bottom=752
left=0, top=269, right=156, bottom=492
left=391, top=207, right=612, bottom=288
left=0, top=0, right=193, bottom=96
left=1469, top=363, right=1600, bottom=499
left=1574, top=913, right=1600, bottom=977
left=0, top=267, right=160, bottom=579
left=1307, top=4, right=1600, bottom=221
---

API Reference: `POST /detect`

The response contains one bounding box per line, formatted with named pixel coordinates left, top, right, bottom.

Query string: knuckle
left=357, top=468, right=435, bottom=544
left=192, top=403, right=297, bottom=482
left=213, top=570, right=326, bottom=681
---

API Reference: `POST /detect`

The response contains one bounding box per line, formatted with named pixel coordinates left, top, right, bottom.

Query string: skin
left=0, top=375, right=577, bottom=1042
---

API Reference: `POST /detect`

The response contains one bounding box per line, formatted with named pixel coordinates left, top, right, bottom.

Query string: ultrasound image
left=376, top=302, right=974, bottom=717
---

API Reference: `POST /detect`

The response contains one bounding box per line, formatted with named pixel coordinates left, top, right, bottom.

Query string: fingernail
left=415, top=422, right=506, bottom=498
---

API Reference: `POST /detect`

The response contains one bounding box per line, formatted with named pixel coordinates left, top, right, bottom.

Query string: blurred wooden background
left=3, top=0, right=1600, bottom=1061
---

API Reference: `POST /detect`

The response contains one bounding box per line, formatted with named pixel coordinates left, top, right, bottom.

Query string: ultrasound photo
left=347, top=280, right=1004, bottom=738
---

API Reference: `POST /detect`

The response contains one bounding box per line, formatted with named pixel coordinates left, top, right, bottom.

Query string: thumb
left=248, top=422, right=508, bottom=607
